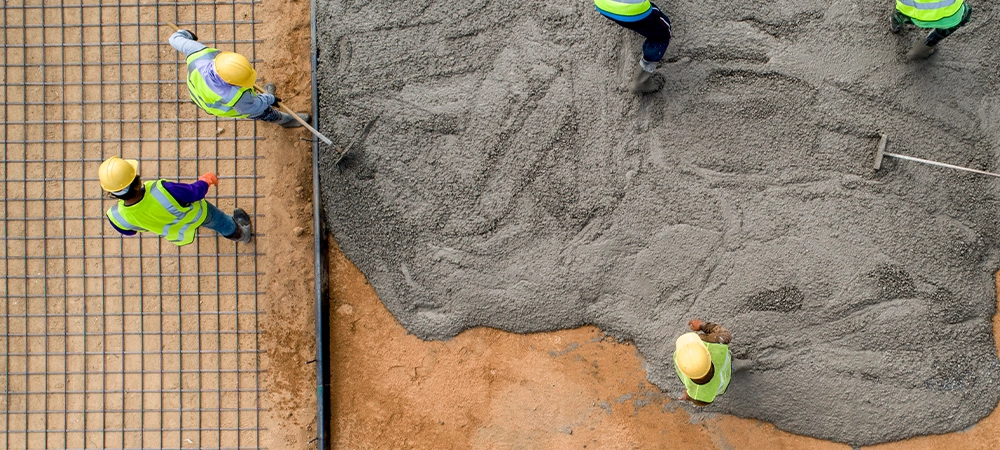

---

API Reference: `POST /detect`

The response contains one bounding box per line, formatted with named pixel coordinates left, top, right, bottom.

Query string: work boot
left=276, top=112, right=312, bottom=128
left=906, top=42, right=936, bottom=60
left=224, top=208, right=253, bottom=243
left=889, top=13, right=901, bottom=33
left=629, top=66, right=662, bottom=95
left=264, top=83, right=276, bottom=95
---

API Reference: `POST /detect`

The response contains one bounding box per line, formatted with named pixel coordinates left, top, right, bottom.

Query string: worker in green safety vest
left=890, top=0, right=972, bottom=60
left=169, top=29, right=311, bottom=127
left=594, top=0, right=672, bottom=94
left=100, top=156, right=253, bottom=246
left=674, top=320, right=732, bottom=405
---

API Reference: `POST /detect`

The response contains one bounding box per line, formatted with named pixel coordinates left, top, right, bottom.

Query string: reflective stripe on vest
left=594, top=0, right=652, bottom=20
left=105, top=180, right=208, bottom=246
left=107, top=203, right=145, bottom=232
left=674, top=342, right=732, bottom=403
left=186, top=47, right=253, bottom=118
left=896, top=0, right=962, bottom=22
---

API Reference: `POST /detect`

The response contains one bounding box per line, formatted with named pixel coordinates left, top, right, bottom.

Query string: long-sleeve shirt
left=696, top=322, right=732, bottom=344
left=108, top=180, right=210, bottom=235
left=169, top=30, right=275, bottom=118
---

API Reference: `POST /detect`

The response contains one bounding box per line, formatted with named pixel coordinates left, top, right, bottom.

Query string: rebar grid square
left=3, top=1, right=266, bottom=448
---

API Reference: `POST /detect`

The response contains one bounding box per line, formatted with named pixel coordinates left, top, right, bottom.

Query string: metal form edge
left=308, top=0, right=330, bottom=447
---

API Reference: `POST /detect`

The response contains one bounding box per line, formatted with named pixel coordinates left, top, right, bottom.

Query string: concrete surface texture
left=316, top=0, right=1000, bottom=445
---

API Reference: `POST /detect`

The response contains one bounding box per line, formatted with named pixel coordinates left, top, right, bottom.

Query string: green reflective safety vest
left=186, top=47, right=253, bottom=118
left=896, top=0, right=963, bottom=23
left=674, top=342, right=732, bottom=404
left=594, top=0, right=651, bottom=16
left=106, top=180, right=208, bottom=247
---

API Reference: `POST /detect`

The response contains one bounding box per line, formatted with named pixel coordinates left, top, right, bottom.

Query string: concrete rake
left=873, top=133, right=1000, bottom=178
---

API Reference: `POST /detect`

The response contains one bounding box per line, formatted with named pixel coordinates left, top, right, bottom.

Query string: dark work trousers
left=250, top=106, right=284, bottom=122
left=893, top=4, right=972, bottom=47
left=606, top=3, right=672, bottom=63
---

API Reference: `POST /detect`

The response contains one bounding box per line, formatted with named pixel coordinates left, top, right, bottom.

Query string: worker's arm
left=698, top=322, right=732, bottom=344
left=232, top=89, right=276, bottom=118
left=107, top=218, right=138, bottom=236
left=169, top=30, right=207, bottom=57
left=161, top=180, right=210, bottom=206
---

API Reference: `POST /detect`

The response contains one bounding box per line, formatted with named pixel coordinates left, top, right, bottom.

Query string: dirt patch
left=255, top=0, right=319, bottom=446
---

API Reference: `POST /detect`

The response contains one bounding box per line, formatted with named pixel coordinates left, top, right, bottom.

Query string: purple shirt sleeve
left=108, top=218, right=137, bottom=236
left=162, top=180, right=210, bottom=206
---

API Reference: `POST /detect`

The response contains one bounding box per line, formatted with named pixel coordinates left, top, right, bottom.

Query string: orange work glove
left=688, top=320, right=704, bottom=331
left=198, top=172, right=219, bottom=187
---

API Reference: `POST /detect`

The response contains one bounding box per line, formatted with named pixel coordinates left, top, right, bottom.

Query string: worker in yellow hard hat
left=674, top=320, right=733, bottom=405
left=169, top=29, right=310, bottom=127
left=890, top=0, right=972, bottom=60
left=99, top=156, right=253, bottom=246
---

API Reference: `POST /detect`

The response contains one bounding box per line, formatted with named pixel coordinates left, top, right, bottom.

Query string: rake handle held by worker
left=251, top=82, right=331, bottom=144
left=163, top=22, right=332, bottom=145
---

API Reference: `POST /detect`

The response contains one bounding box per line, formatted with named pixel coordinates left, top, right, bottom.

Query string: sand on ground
left=256, top=0, right=321, bottom=446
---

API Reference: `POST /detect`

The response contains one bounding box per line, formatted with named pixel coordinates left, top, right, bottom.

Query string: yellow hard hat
left=98, top=156, right=139, bottom=192
left=214, top=51, right=257, bottom=88
left=675, top=332, right=712, bottom=379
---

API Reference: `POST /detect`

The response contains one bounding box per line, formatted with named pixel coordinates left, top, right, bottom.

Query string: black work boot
left=224, top=208, right=253, bottom=243
left=277, top=112, right=312, bottom=128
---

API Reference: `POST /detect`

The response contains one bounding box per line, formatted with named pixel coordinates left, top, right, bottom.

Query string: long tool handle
left=884, top=152, right=1000, bottom=178
left=254, top=83, right=333, bottom=145
left=164, top=22, right=331, bottom=144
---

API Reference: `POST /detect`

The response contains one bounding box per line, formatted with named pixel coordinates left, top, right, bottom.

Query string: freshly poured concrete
left=315, top=1, right=1000, bottom=445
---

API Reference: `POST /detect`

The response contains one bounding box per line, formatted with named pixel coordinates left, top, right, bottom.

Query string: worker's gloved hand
left=180, top=29, right=199, bottom=41
left=198, top=172, right=219, bottom=187
left=688, top=319, right=704, bottom=331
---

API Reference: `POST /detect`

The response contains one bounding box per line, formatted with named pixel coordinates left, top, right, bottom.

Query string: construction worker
left=99, top=156, right=253, bottom=245
left=674, top=320, right=732, bottom=405
left=169, top=29, right=310, bottom=127
left=594, top=0, right=672, bottom=94
left=890, top=0, right=971, bottom=60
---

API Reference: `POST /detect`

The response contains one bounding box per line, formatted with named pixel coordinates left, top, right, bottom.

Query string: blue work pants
left=200, top=201, right=237, bottom=237
left=607, top=2, right=672, bottom=62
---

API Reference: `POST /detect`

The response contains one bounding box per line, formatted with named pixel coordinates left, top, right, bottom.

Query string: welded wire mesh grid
left=2, top=1, right=267, bottom=448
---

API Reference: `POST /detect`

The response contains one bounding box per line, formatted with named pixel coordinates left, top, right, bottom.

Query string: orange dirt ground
left=255, top=0, right=319, bottom=447
left=260, top=2, right=1000, bottom=447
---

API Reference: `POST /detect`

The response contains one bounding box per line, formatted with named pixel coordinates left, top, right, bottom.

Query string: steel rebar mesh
left=2, top=1, right=266, bottom=448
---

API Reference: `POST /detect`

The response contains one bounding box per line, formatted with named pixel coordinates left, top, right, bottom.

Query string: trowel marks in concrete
left=316, top=1, right=1000, bottom=446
